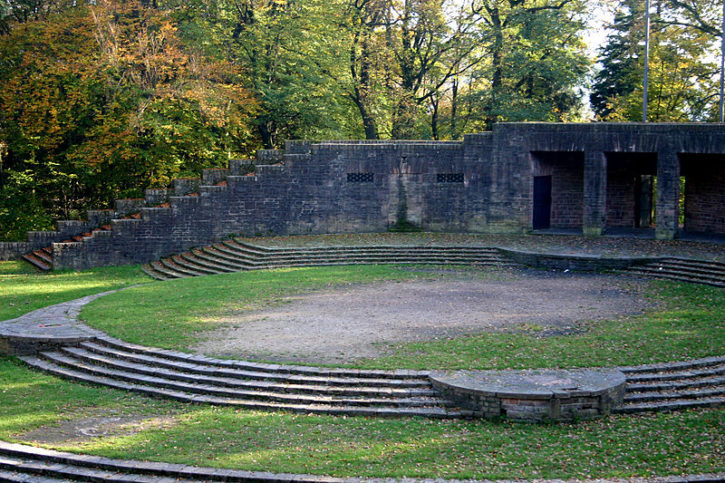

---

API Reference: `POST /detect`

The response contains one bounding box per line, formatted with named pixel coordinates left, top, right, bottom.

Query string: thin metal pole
left=720, top=2, right=725, bottom=122
left=643, top=0, right=651, bottom=122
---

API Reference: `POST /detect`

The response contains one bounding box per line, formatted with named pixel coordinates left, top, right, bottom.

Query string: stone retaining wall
left=6, top=123, right=725, bottom=270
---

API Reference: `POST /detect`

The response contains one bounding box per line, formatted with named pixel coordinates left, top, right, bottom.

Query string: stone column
left=655, top=151, right=680, bottom=240
left=583, top=150, right=607, bottom=236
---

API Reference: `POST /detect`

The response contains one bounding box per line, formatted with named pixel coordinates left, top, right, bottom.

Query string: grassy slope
left=0, top=261, right=151, bottom=322
left=0, top=358, right=723, bottom=480
left=81, top=266, right=724, bottom=369
left=0, top=261, right=723, bottom=479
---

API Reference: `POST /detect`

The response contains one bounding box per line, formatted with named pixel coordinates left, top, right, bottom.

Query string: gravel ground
left=193, top=270, right=653, bottom=364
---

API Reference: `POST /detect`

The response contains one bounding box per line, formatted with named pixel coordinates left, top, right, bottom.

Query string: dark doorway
left=533, top=175, right=552, bottom=229
left=634, top=175, right=655, bottom=228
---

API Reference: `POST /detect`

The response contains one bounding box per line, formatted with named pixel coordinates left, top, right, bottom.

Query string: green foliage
left=0, top=1, right=256, bottom=237
left=591, top=0, right=720, bottom=121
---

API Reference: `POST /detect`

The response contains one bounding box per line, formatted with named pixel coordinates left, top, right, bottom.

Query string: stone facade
left=1, top=122, right=724, bottom=268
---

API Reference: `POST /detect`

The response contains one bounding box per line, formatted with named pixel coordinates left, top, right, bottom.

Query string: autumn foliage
left=0, top=1, right=254, bottom=239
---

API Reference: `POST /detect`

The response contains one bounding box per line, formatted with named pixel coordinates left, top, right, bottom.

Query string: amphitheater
left=0, top=122, right=724, bottom=482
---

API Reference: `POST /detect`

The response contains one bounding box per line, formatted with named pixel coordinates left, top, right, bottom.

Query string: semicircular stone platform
left=431, top=368, right=627, bottom=422
left=2, top=256, right=724, bottom=422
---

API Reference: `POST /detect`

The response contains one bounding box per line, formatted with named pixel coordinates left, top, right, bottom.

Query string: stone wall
left=4, top=123, right=724, bottom=270
left=681, top=154, right=725, bottom=234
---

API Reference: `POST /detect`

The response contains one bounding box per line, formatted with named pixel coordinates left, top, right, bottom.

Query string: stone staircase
left=18, top=336, right=470, bottom=419
left=615, top=356, right=725, bottom=414
left=142, top=239, right=516, bottom=280
left=17, top=329, right=725, bottom=418
left=21, top=223, right=115, bottom=271
left=18, top=158, right=258, bottom=272
left=0, top=440, right=355, bottom=482
left=624, top=258, right=725, bottom=288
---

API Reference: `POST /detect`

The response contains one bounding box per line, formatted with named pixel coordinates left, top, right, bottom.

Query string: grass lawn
left=1, top=260, right=724, bottom=479
left=0, top=261, right=151, bottom=322
left=0, top=357, right=723, bottom=480
left=80, top=265, right=725, bottom=369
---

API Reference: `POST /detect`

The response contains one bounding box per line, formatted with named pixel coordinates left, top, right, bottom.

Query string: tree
left=221, top=0, right=354, bottom=147
left=0, top=0, right=255, bottom=239
left=591, top=0, right=720, bottom=121
left=458, top=0, right=589, bottom=129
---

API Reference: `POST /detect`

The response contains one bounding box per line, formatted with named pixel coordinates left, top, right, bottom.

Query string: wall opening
left=531, top=151, right=584, bottom=230
left=533, top=176, right=552, bottom=229
left=679, top=154, right=725, bottom=235
left=605, top=152, right=657, bottom=230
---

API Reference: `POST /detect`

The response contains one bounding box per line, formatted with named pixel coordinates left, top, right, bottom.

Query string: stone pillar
left=655, top=151, right=680, bottom=240
left=583, top=151, right=607, bottom=236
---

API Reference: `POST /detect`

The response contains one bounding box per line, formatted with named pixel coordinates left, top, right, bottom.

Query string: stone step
left=222, top=240, right=501, bottom=257
left=158, top=258, right=205, bottom=277
left=193, top=248, right=252, bottom=270
left=49, top=350, right=447, bottom=407
left=94, top=337, right=427, bottom=380
left=0, top=467, right=73, bottom=483
left=620, top=356, right=725, bottom=375
left=141, top=264, right=172, bottom=281
left=170, top=254, right=224, bottom=275
left=204, top=244, right=259, bottom=264
left=208, top=244, right=510, bottom=265
left=624, top=363, right=725, bottom=383
left=613, top=396, right=725, bottom=414
left=656, top=260, right=725, bottom=277
left=625, top=271, right=725, bottom=288
left=149, top=261, right=188, bottom=279
left=626, top=266, right=725, bottom=286
left=624, top=386, right=725, bottom=403
left=61, top=346, right=437, bottom=399
left=233, top=240, right=501, bottom=254
left=22, top=252, right=52, bottom=271
left=250, top=253, right=509, bottom=263
left=20, top=356, right=467, bottom=418
left=78, top=341, right=429, bottom=387
left=32, top=249, right=53, bottom=264
left=178, top=252, right=237, bottom=274
left=0, top=453, right=183, bottom=482
left=661, top=257, right=725, bottom=271
left=626, top=375, right=725, bottom=393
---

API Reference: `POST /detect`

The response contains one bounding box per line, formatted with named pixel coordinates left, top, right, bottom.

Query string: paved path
left=0, top=291, right=114, bottom=345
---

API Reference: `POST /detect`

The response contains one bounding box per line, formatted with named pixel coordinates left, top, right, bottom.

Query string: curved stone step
left=624, top=386, right=725, bottom=403
left=77, top=341, right=429, bottom=387
left=145, top=241, right=515, bottom=281
left=60, top=346, right=437, bottom=398
left=613, top=396, right=725, bottom=414
left=19, top=356, right=467, bottom=418
left=625, top=375, right=725, bottom=393
left=624, top=363, right=725, bottom=383
left=178, top=252, right=237, bottom=274
left=191, top=248, right=251, bottom=269
left=41, top=350, right=443, bottom=408
left=158, top=258, right=205, bottom=277
left=149, top=261, right=188, bottom=279
left=625, top=267, right=725, bottom=287
left=620, top=356, right=725, bottom=374
left=94, top=337, right=426, bottom=380
left=141, top=264, right=171, bottom=281
left=0, top=454, right=180, bottom=482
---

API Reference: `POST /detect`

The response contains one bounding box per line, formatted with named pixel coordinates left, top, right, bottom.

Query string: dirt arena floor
left=193, top=269, right=653, bottom=364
